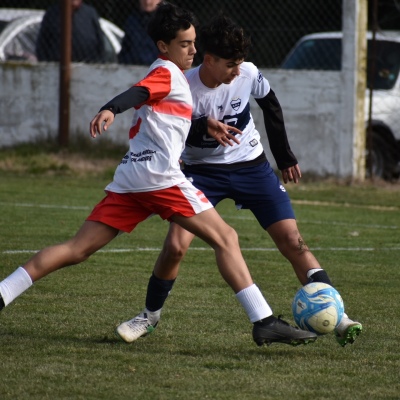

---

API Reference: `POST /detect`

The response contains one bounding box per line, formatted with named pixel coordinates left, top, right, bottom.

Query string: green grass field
left=0, top=169, right=399, bottom=399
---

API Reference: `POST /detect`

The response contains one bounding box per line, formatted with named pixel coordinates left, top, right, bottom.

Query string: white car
left=281, top=31, right=400, bottom=180
left=0, top=8, right=124, bottom=63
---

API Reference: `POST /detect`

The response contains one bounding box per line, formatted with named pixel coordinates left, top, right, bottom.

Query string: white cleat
left=334, top=315, right=362, bottom=347
left=115, top=311, right=158, bottom=343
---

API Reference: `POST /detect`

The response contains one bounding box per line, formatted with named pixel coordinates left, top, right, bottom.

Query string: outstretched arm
left=89, top=86, right=150, bottom=138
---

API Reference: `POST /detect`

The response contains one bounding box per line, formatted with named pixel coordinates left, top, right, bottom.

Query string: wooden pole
left=58, top=0, right=72, bottom=147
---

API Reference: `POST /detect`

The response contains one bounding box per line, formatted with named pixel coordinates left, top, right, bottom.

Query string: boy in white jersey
left=118, top=15, right=362, bottom=347
left=0, top=3, right=317, bottom=347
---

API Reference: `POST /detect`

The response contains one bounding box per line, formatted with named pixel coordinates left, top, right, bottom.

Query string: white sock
left=144, top=308, right=161, bottom=325
left=0, top=267, right=33, bottom=306
left=235, top=284, right=273, bottom=323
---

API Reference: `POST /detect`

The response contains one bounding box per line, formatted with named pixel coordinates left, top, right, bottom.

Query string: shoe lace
left=126, top=315, right=151, bottom=332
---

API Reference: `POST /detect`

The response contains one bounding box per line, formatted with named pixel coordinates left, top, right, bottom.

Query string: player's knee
left=70, top=250, right=91, bottom=265
left=66, top=242, right=94, bottom=265
left=288, top=231, right=309, bottom=254
left=163, top=237, right=187, bottom=262
left=277, top=229, right=309, bottom=255
left=218, top=225, right=239, bottom=248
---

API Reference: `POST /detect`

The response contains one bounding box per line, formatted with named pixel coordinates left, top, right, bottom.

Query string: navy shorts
left=183, top=161, right=295, bottom=230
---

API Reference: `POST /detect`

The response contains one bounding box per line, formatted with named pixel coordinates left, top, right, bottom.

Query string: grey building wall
left=0, top=63, right=349, bottom=178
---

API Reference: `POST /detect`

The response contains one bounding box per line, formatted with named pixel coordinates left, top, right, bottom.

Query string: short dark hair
left=147, top=1, right=198, bottom=45
left=200, top=15, right=251, bottom=60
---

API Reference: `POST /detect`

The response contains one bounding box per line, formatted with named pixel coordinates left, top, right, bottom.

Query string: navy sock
left=145, top=273, right=176, bottom=312
left=0, top=294, right=4, bottom=310
left=308, top=270, right=333, bottom=286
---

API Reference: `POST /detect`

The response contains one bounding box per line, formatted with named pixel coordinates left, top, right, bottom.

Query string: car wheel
left=366, top=130, right=397, bottom=180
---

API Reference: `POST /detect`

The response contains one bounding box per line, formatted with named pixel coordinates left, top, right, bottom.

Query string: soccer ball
left=292, top=282, right=344, bottom=335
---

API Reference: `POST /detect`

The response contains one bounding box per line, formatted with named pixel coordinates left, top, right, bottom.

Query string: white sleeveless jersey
left=106, top=57, right=193, bottom=193
left=182, top=62, right=270, bottom=165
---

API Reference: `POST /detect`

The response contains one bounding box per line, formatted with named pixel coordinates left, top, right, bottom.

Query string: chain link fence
left=1, top=0, right=400, bottom=179
left=1, top=1, right=399, bottom=66
left=2, top=0, right=400, bottom=64
left=0, top=0, right=343, bottom=67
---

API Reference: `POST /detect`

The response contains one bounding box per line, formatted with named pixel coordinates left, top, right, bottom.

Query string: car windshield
left=282, top=38, right=342, bottom=70
left=3, top=22, right=39, bottom=61
left=281, top=37, right=400, bottom=90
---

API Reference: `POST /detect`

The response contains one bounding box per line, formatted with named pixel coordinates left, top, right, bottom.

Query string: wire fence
left=1, top=0, right=400, bottom=66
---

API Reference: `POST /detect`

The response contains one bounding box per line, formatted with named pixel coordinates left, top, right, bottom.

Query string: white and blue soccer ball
left=292, top=282, right=345, bottom=335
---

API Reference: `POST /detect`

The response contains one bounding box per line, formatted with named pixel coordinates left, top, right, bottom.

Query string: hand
left=207, top=118, right=242, bottom=147
left=281, top=164, right=301, bottom=184
left=89, top=110, right=115, bottom=138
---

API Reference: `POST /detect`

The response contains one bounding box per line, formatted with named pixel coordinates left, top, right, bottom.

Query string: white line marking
left=3, top=246, right=400, bottom=255
left=0, top=202, right=397, bottom=230
left=0, top=202, right=90, bottom=210
left=220, top=215, right=398, bottom=230
left=292, top=199, right=399, bottom=211
left=1, top=199, right=398, bottom=212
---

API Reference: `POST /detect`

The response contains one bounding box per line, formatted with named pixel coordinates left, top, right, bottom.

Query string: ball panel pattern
left=292, top=282, right=344, bottom=335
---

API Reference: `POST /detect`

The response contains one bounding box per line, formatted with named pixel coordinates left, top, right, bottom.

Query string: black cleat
left=253, top=315, right=318, bottom=347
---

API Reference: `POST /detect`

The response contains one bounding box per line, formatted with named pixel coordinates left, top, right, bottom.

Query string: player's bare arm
left=207, top=117, right=242, bottom=147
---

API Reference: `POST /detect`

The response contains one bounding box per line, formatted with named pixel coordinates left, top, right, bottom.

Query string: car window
left=3, top=21, right=39, bottom=61
left=369, top=40, right=400, bottom=90
left=0, top=13, right=122, bottom=63
left=282, top=37, right=400, bottom=90
left=281, top=38, right=342, bottom=70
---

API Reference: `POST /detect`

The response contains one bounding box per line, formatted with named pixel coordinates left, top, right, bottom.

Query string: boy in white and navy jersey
left=120, top=14, right=362, bottom=347
left=0, top=3, right=317, bottom=347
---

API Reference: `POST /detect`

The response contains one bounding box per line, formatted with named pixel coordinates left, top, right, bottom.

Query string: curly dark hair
left=200, top=14, right=251, bottom=60
left=147, top=1, right=198, bottom=45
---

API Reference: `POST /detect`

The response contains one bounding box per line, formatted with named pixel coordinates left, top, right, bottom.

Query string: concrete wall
left=0, top=62, right=348, bottom=178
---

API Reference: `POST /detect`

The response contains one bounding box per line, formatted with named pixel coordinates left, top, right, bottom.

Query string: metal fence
left=1, top=0, right=345, bottom=67
left=1, top=0, right=399, bottom=66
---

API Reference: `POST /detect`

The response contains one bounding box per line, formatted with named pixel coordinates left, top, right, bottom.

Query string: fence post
left=342, top=0, right=368, bottom=181
left=58, top=0, right=72, bottom=147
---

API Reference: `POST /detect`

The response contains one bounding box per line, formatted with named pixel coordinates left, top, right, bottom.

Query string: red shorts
left=86, top=182, right=213, bottom=233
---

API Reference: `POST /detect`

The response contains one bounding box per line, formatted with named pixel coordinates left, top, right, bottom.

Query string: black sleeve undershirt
left=99, top=86, right=150, bottom=115
left=188, top=116, right=208, bottom=139
left=255, top=89, right=298, bottom=170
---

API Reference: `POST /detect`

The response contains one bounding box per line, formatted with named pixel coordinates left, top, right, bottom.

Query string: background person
left=118, top=0, right=161, bottom=65
left=36, top=0, right=105, bottom=63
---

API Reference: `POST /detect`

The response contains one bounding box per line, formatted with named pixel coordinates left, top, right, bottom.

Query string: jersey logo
left=185, top=103, right=251, bottom=149
left=249, top=139, right=258, bottom=147
left=217, top=105, right=223, bottom=111
left=257, top=71, right=263, bottom=82
left=230, top=97, right=241, bottom=111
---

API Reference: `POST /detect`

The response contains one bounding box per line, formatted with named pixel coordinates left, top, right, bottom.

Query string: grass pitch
left=0, top=170, right=399, bottom=400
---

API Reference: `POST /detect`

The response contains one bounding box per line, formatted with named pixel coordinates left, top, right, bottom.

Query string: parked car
left=0, top=8, right=124, bottom=63
left=281, top=31, right=400, bottom=180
